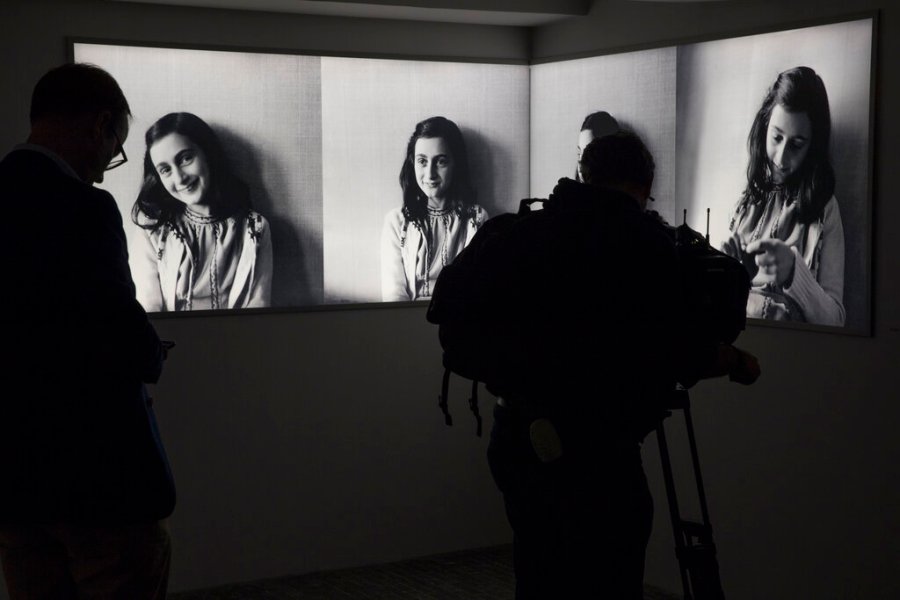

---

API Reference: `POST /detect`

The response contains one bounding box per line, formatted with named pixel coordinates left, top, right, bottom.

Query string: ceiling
left=105, top=0, right=589, bottom=26
left=108, top=0, right=732, bottom=26
left=108, top=0, right=730, bottom=26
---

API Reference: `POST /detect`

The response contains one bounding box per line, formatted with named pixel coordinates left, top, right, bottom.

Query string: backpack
left=426, top=201, right=751, bottom=436
left=425, top=198, right=542, bottom=436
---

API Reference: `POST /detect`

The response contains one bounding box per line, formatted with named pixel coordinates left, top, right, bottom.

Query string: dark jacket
left=489, top=178, right=684, bottom=444
left=0, top=148, right=175, bottom=524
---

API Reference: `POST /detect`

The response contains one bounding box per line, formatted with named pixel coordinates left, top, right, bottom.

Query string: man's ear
left=90, top=110, right=113, bottom=142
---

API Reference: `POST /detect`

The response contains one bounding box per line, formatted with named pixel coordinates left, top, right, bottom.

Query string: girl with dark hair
left=131, top=112, right=273, bottom=311
left=381, top=116, right=488, bottom=301
left=723, top=66, right=845, bottom=325
left=575, top=110, right=619, bottom=182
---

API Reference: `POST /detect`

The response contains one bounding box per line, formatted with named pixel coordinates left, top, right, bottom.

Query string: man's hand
left=161, top=340, right=176, bottom=361
left=728, top=346, right=761, bottom=385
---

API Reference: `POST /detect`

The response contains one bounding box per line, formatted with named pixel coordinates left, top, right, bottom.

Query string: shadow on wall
left=463, top=126, right=506, bottom=216
left=215, top=126, right=315, bottom=308
left=829, top=120, right=868, bottom=332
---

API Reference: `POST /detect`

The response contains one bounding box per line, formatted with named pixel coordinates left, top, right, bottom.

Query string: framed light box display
left=71, top=12, right=875, bottom=335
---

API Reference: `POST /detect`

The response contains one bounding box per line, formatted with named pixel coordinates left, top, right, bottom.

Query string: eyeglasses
left=105, top=130, right=128, bottom=171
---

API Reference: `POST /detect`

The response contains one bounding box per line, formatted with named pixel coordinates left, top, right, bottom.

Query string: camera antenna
left=706, top=208, right=711, bottom=243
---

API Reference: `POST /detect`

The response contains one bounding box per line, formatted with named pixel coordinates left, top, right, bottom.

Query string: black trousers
left=0, top=520, right=171, bottom=600
left=487, top=403, right=653, bottom=600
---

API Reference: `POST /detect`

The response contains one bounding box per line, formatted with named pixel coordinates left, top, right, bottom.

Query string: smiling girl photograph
left=380, top=116, right=488, bottom=302
left=319, top=56, right=529, bottom=304
left=71, top=43, right=323, bottom=311
left=131, top=112, right=273, bottom=311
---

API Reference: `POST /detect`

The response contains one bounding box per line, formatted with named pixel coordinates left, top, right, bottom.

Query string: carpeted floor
left=168, top=544, right=681, bottom=599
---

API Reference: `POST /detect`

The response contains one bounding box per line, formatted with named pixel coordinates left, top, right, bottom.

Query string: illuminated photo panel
left=530, top=46, right=677, bottom=223
left=74, top=43, right=324, bottom=310
left=320, top=57, right=529, bottom=304
left=675, top=18, right=873, bottom=332
left=73, top=14, right=874, bottom=334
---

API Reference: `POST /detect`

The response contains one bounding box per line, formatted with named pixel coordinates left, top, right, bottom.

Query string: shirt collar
left=11, top=143, right=82, bottom=182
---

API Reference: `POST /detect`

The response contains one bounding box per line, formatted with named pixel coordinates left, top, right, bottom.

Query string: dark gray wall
left=536, top=2, right=899, bottom=599
left=1, top=1, right=898, bottom=599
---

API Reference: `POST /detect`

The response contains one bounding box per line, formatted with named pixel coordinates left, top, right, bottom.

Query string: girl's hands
left=745, top=237, right=796, bottom=287
left=722, top=232, right=761, bottom=280
left=721, top=232, right=743, bottom=260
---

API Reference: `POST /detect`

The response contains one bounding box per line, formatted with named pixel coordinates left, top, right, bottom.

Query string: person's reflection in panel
left=575, top=110, right=620, bottom=182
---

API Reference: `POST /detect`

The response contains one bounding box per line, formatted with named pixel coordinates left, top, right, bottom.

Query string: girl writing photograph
left=722, top=66, right=845, bottom=326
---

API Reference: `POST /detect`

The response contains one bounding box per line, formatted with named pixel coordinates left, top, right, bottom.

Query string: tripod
left=656, top=387, right=726, bottom=600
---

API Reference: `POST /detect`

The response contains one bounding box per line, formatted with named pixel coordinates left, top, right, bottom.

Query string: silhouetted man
left=0, top=63, right=175, bottom=599
left=485, top=131, right=758, bottom=599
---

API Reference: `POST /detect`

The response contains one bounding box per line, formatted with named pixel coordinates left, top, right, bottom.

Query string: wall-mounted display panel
left=73, top=13, right=874, bottom=335
left=674, top=18, right=873, bottom=334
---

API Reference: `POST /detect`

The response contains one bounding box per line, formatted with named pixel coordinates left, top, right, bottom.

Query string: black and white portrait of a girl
left=380, top=116, right=488, bottom=302
left=675, top=18, right=873, bottom=331
left=721, top=67, right=844, bottom=325
left=320, top=56, right=529, bottom=304
left=131, top=112, right=273, bottom=311
left=72, top=43, right=324, bottom=311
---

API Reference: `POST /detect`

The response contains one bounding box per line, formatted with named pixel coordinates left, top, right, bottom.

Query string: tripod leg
left=683, top=404, right=712, bottom=531
left=656, top=416, right=692, bottom=600
left=681, top=402, right=726, bottom=600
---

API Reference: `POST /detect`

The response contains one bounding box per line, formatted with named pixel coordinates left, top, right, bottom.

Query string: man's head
left=28, top=63, right=131, bottom=184
left=579, top=130, right=655, bottom=210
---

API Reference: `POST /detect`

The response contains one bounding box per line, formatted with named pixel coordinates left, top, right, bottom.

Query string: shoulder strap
left=468, top=379, right=482, bottom=437
left=438, top=367, right=484, bottom=437
left=439, top=367, right=453, bottom=426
